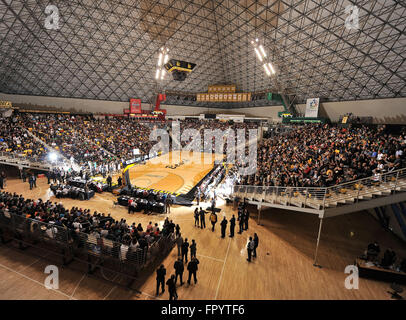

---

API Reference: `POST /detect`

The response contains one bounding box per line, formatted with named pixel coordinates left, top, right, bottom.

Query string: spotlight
left=49, top=152, right=58, bottom=162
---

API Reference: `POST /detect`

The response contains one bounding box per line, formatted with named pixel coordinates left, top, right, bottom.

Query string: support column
left=313, top=215, right=324, bottom=268
left=257, top=205, right=262, bottom=225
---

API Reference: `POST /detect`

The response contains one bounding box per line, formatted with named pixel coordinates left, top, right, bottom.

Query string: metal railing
left=233, top=168, right=406, bottom=210
left=0, top=211, right=176, bottom=287
left=0, top=151, right=55, bottom=170
left=0, top=151, right=72, bottom=171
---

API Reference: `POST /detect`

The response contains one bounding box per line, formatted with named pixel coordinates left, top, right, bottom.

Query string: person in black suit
left=199, top=208, right=206, bottom=229
left=28, top=174, right=34, bottom=190
left=166, top=275, right=178, bottom=300
left=156, top=264, right=166, bottom=295
left=247, top=237, right=255, bottom=262
left=366, top=241, right=380, bottom=261
left=381, top=248, right=396, bottom=267
left=244, top=209, right=249, bottom=230
left=174, top=258, right=184, bottom=286
left=106, top=175, right=112, bottom=189
left=253, top=233, right=259, bottom=258
left=187, top=257, right=200, bottom=285
left=194, top=207, right=200, bottom=227
left=229, top=214, right=236, bottom=237
left=190, top=239, right=197, bottom=259
left=181, top=238, right=189, bottom=263
left=220, top=216, right=227, bottom=238
left=46, top=171, right=51, bottom=184
left=238, top=212, right=245, bottom=234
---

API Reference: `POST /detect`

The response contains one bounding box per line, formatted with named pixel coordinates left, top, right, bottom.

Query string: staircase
left=233, top=168, right=406, bottom=218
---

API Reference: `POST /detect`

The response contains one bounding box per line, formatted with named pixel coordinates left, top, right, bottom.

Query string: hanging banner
left=305, top=98, right=320, bottom=118
left=196, top=92, right=251, bottom=102
left=130, top=99, right=142, bottom=114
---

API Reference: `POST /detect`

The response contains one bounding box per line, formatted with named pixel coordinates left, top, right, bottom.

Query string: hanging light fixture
left=252, top=39, right=277, bottom=77
left=156, top=47, right=170, bottom=82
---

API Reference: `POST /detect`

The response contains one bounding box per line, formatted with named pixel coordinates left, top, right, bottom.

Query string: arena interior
left=0, top=0, right=406, bottom=305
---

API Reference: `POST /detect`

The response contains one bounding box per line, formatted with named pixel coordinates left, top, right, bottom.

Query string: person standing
left=46, top=171, right=51, bottom=184
left=194, top=207, right=200, bottom=227
left=229, top=214, right=236, bottom=238
left=165, top=194, right=172, bottom=214
left=210, top=197, right=216, bottom=211
left=210, top=211, right=217, bottom=232
left=162, top=193, right=167, bottom=213
left=244, top=209, right=249, bottom=231
left=195, top=189, right=201, bottom=206
left=174, top=258, right=184, bottom=286
left=247, top=237, right=255, bottom=262
left=181, top=238, right=189, bottom=263
left=190, top=239, right=197, bottom=259
left=33, top=173, right=37, bottom=188
left=238, top=211, right=245, bottom=234
left=176, top=233, right=183, bottom=257
left=199, top=208, right=206, bottom=229
left=220, top=216, right=228, bottom=238
left=156, top=264, right=166, bottom=295
left=28, top=174, right=34, bottom=190
left=187, top=257, right=199, bottom=285
left=106, top=175, right=112, bottom=189
left=0, top=173, right=3, bottom=190
left=253, top=233, right=259, bottom=259
left=175, top=224, right=180, bottom=237
left=166, top=275, right=178, bottom=300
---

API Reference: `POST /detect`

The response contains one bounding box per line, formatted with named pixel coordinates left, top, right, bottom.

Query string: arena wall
left=296, top=97, right=406, bottom=123
left=1, top=93, right=405, bottom=123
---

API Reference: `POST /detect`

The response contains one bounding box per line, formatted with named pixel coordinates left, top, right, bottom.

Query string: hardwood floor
left=0, top=176, right=405, bottom=300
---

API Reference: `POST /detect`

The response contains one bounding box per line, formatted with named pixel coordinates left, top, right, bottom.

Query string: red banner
left=155, top=94, right=166, bottom=111
left=130, top=99, right=142, bottom=114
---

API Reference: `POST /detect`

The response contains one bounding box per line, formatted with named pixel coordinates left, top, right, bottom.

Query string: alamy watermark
left=344, top=265, right=359, bottom=290
left=44, top=5, right=60, bottom=30
left=44, top=265, right=59, bottom=290
left=345, top=5, right=359, bottom=31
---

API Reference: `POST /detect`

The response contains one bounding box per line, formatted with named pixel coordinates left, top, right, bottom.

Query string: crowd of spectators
left=0, top=190, right=175, bottom=249
left=17, top=113, right=111, bottom=167
left=239, top=124, right=406, bottom=188
left=0, top=116, right=48, bottom=161
left=81, top=118, right=158, bottom=161
left=2, top=113, right=259, bottom=171
left=4, top=112, right=406, bottom=190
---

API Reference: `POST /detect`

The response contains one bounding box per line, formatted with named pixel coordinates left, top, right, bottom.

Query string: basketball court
left=121, top=151, right=224, bottom=195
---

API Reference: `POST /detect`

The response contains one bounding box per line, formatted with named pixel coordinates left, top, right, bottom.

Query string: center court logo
left=148, top=122, right=258, bottom=176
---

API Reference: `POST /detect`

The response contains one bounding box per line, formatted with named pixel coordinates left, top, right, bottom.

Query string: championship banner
left=196, top=92, right=251, bottom=102
left=130, top=99, right=142, bottom=114
left=208, top=85, right=236, bottom=93
left=305, top=98, right=320, bottom=118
